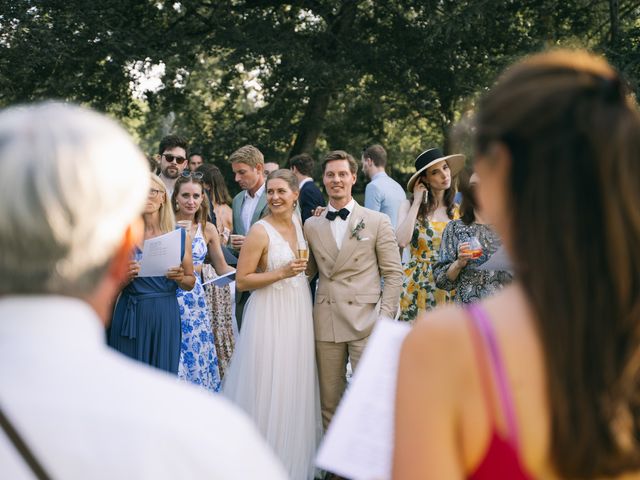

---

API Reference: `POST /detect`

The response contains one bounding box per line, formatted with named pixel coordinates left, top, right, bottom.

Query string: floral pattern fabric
left=399, top=208, right=459, bottom=322
left=433, top=220, right=513, bottom=304
left=177, top=225, right=221, bottom=393
left=202, top=263, right=235, bottom=379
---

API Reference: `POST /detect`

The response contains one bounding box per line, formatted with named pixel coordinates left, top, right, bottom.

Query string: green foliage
left=1, top=0, right=639, bottom=191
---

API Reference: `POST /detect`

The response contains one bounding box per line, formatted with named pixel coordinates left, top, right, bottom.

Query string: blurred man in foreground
left=0, top=102, right=286, bottom=480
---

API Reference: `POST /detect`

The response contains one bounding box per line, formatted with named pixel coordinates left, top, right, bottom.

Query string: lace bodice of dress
left=256, top=218, right=306, bottom=290
left=257, top=219, right=296, bottom=271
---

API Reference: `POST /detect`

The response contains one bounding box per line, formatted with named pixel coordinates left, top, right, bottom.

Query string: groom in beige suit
left=305, top=150, right=403, bottom=429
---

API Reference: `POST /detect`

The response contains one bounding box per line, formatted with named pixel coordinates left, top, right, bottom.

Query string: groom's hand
left=312, top=206, right=326, bottom=217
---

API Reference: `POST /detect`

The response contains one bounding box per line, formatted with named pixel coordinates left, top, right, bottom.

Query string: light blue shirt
left=364, top=171, right=407, bottom=228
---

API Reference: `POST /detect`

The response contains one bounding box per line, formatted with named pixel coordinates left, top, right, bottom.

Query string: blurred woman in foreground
left=393, top=50, right=640, bottom=479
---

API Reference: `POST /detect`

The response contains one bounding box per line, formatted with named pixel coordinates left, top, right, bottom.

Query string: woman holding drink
left=396, top=148, right=465, bottom=322
left=172, top=171, right=233, bottom=391
left=223, top=169, right=320, bottom=479
left=434, top=168, right=512, bottom=304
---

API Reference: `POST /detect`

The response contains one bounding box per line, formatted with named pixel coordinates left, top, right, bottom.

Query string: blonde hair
left=229, top=145, right=264, bottom=168
left=149, top=173, right=175, bottom=233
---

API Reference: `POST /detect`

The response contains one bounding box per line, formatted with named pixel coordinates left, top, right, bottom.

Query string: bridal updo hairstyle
left=475, top=49, right=640, bottom=478
left=266, top=169, right=300, bottom=193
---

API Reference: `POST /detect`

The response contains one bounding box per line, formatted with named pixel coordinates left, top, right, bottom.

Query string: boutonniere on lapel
left=350, top=218, right=366, bottom=240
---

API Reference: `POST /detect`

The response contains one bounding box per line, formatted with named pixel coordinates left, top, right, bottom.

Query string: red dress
left=466, top=303, right=533, bottom=480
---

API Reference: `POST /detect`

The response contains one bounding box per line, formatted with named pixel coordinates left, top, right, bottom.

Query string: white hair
left=0, top=102, right=149, bottom=295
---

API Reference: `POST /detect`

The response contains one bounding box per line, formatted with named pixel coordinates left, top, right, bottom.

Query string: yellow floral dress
left=399, top=208, right=459, bottom=322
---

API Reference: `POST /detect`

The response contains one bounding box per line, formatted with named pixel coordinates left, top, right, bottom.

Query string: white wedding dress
left=223, top=218, right=321, bottom=479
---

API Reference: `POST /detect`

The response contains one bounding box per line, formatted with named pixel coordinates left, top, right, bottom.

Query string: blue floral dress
left=177, top=225, right=221, bottom=393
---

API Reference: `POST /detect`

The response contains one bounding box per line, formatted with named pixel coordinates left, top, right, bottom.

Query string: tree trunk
left=609, top=0, right=620, bottom=44
left=288, top=1, right=359, bottom=157
left=289, top=89, right=332, bottom=156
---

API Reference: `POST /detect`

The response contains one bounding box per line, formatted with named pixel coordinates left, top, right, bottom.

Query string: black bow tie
left=326, top=208, right=350, bottom=221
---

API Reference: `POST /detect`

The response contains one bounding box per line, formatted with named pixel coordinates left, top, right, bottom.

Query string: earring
left=293, top=200, right=298, bottom=209
left=175, top=203, right=179, bottom=211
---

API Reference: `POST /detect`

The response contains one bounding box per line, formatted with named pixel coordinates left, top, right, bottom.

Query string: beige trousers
left=315, top=337, right=368, bottom=430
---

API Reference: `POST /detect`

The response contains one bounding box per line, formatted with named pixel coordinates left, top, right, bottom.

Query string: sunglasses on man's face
left=162, top=153, right=187, bottom=164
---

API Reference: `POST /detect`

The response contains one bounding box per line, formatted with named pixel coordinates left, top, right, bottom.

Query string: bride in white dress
left=223, top=169, right=321, bottom=479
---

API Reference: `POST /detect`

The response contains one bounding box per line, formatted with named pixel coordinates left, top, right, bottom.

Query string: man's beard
left=162, top=167, right=179, bottom=179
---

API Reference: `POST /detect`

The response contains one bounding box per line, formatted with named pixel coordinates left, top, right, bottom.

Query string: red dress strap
left=466, top=305, right=498, bottom=427
left=465, top=303, right=532, bottom=480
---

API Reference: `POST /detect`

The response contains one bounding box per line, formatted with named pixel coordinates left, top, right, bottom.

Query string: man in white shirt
left=230, top=145, right=268, bottom=246
left=0, top=103, right=286, bottom=480
left=229, top=145, right=268, bottom=328
left=304, top=150, right=403, bottom=429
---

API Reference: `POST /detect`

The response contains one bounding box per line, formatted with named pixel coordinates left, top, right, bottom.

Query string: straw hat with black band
left=406, top=148, right=466, bottom=192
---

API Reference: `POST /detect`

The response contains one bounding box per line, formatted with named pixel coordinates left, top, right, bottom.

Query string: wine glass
left=297, top=240, right=309, bottom=260
left=461, top=236, right=483, bottom=259
left=296, top=240, right=309, bottom=278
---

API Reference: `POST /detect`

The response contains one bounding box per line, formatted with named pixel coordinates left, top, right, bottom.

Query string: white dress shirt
left=327, top=198, right=356, bottom=250
left=241, top=183, right=266, bottom=234
left=0, top=296, right=287, bottom=480
left=298, top=177, right=312, bottom=189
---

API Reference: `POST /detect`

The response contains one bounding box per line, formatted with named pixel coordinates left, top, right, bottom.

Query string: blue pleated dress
left=108, top=229, right=185, bottom=374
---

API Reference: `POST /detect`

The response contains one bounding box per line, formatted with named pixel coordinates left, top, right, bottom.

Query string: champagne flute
left=296, top=240, right=309, bottom=278
left=297, top=240, right=309, bottom=260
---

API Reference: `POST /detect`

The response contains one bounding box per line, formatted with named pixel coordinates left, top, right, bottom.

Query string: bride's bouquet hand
left=280, top=259, right=308, bottom=279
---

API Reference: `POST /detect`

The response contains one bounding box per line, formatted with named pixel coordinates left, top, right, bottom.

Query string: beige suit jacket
left=305, top=202, right=403, bottom=342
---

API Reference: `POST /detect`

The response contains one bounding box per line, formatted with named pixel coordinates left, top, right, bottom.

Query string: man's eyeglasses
left=181, top=170, right=204, bottom=180
left=162, top=153, right=187, bottom=164
left=148, top=188, right=163, bottom=198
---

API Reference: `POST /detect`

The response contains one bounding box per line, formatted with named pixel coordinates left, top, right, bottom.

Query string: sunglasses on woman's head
left=181, top=170, right=204, bottom=180
left=162, top=153, right=187, bottom=164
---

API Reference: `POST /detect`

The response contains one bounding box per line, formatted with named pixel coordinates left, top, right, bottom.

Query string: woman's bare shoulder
left=246, top=221, right=270, bottom=243
left=216, top=203, right=233, bottom=215
left=403, top=305, right=472, bottom=374
left=204, top=221, right=218, bottom=237
left=411, top=305, right=469, bottom=342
